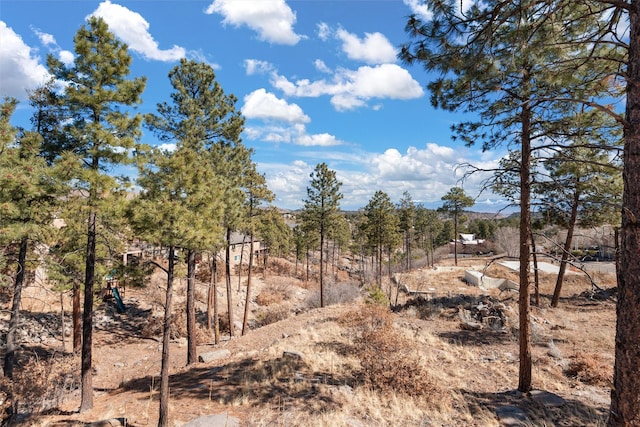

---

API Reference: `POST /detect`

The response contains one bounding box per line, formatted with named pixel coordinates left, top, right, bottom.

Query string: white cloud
left=314, top=59, right=331, bottom=74
left=336, top=28, right=397, bottom=64
left=90, top=1, right=185, bottom=61
left=58, top=50, right=75, bottom=66
left=317, top=22, right=331, bottom=41
left=33, top=28, right=56, bottom=47
left=32, top=28, right=75, bottom=66
left=157, top=143, right=177, bottom=152
left=403, top=0, right=474, bottom=21
left=256, top=143, right=508, bottom=211
left=272, top=63, right=424, bottom=111
left=244, top=59, right=275, bottom=75
left=205, top=0, right=302, bottom=45
left=0, top=21, right=51, bottom=100
left=295, top=133, right=341, bottom=147
left=245, top=122, right=344, bottom=147
left=242, top=89, right=310, bottom=123
left=403, top=0, right=433, bottom=20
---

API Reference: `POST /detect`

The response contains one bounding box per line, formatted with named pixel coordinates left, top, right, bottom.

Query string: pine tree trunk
left=237, top=235, right=247, bottom=292
left=73, top=281, right=81, bottom=353
left=320, top=223, right=325, bottom=308
left=4, top=237, right=28, bottom=379
left=80, top=208, right=96, bottom=412
left=610, top=3, right=640, bottom=423
left=207, top=255, right=213, bottom=332
left=551, top=189, right=580, bottom=307
left=186, top=249, right=197, bottom=365
left=225, top=228, right=234, bottom=337
left=242, top=234, right=254, bottom=335
left=453, top=211, right=459, bottom=266
left=212, top=258, right=219, bottom=345
left=518, top=97, right=533, bottom=393
left=158, top=246, right=175, bottom=427
left=531, top=231, right=540, bottom=307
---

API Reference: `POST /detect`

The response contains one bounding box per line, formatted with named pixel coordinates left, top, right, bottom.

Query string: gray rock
left=198, top=349, right=231, bottom=363
left=183, top=413, right=239, bottom=427
left=495, top=405, right=528, bottom=426
left=530, top=389, right=565, bottom=407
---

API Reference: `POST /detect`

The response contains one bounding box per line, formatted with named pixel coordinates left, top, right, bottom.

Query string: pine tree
left=397, top=191, right=416, bottom=271
left=47, top=17, right=146, bottom=411
left=400, top=0, right=621, bottom=393
left=301, top=163, right=343, bottom=307
left=362, top=190, right=400, bottom=293
left=145, top=58, right=243, bottom=358
left=439, top=187, right=474, bottom=266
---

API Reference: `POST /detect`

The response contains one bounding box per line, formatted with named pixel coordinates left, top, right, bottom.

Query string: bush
left=564, top=352, right=612, bottom=387
left=365, top=285, right=389, bottom=306
left=351, top=305, right=444, bottom=401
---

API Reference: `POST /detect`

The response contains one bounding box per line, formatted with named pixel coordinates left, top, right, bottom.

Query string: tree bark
left=531, top=231, right=540, bottom=307
left=4, top=237, right=28, bottom=379
left=186, top=249, right=197, bottom=365
left=551, top=188, right=581, bottom=307
left=225, top=228, right=234, bottom=337
left=212, top=257, right=219, bottom=345
left=80, top=208, right=96, bottom=412
left=158, top=246, right=175, bottom=427
left=73, top=280, right=81, bottom=353
left=242, top=234, right=254, bottom=335
left=518, top=95, right=533, bottom=393
left=610, top=3, right=640, bottom=423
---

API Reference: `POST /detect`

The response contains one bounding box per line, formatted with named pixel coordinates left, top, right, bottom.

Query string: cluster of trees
left=0, top=17, right=289, bottom=426
left=399, top=0, right=634, bottom=423
left=3, top=0, right=639, bottom=424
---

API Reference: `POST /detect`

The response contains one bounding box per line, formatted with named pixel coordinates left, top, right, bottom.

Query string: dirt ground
left=3, top=256, right=617, bottom=426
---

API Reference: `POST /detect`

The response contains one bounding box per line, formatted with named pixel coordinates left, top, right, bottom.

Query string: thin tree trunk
left=225, top=228, right=234, bottom=338
left=531, top=231, right=540, bottom=307
left=158, top=246, right=175, bottom=427
left=453, top=211, right=459, bottom=266
left=517, top=95, right=533, bottom=393
left=320, top=223, right=325, bottom=308
left=237, top=235, right=247, bottom=292
left=207, top=254, right=212, bottom=332
left=212, top=257, right=219, bottom=345
left=73, top=280, right=81, bottom=353
left=60, top=292, right=66, bottom=352
left=4, top=237, right=28, bottom=379
left=242, top=234, right=254, bottom=335
left=80, top=208, right=96, bottom=413
left=551, top=189, right=581, bottom=307
left=186, top=249, right=197, bottom=365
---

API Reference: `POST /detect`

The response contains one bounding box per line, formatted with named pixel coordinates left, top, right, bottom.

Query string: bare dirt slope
left=4, top=258, right=616, bottom=426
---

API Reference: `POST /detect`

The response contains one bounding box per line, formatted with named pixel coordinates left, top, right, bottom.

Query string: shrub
left=564, top=352, right=612, bottom=387
left=351, top=305, right=444, bottom=401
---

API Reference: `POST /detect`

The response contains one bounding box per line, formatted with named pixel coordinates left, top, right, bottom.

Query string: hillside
left=1, top=257, right=616, bottom=426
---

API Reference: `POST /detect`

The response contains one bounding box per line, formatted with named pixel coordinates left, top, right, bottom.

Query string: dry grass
left=564, top=352, right=613, bottom=387
left=4, top=256, right=617, bottom=427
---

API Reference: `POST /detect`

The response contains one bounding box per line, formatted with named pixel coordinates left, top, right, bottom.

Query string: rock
left=183, top=413, right=239, bottom=427
left=459, top=321, right=482, bottom=331
left=495, top=405, right=528, bottom=426
left=283, top=350, right=304, bottom=360
left=530, top=389, right=565, bottom=407
left=198, top=349, right=231, bottom=363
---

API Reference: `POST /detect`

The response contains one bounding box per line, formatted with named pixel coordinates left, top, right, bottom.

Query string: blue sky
left=0, top=0, right=512, bottom=213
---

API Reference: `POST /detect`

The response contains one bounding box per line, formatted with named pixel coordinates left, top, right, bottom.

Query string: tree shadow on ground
left=459, top=389, right=608, bottom=426
left=94, top=299, right=152, bottom=345
left=437, top=329, right=515, bottom=347
left=116, top=354, right=352, bottom=415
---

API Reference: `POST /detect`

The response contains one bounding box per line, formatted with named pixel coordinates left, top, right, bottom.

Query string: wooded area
left=1, top=1, right=639, bottom=425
